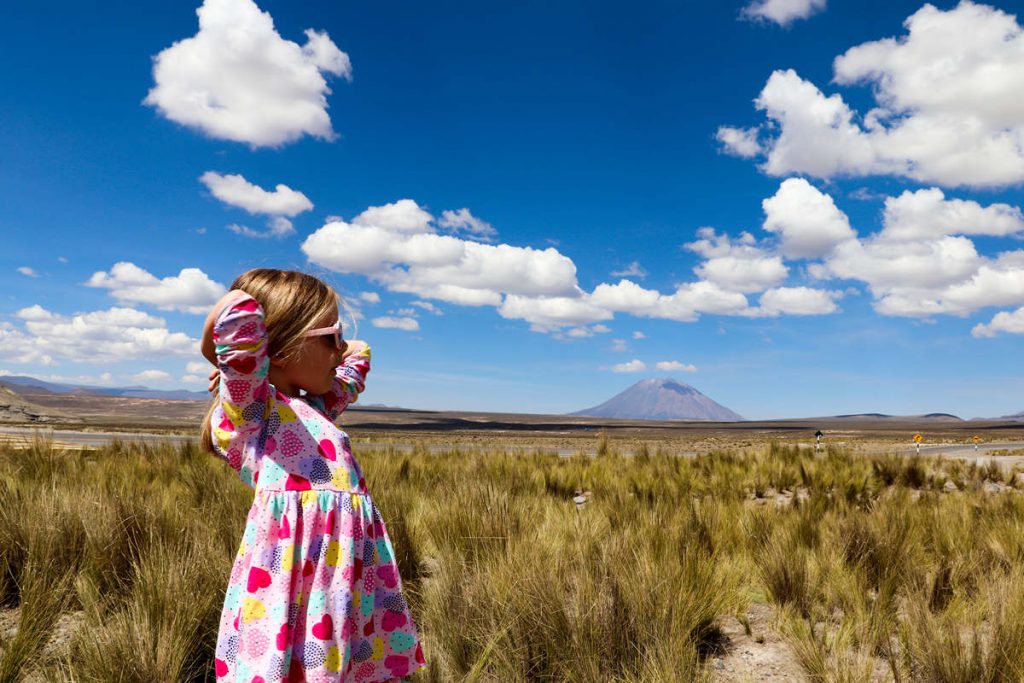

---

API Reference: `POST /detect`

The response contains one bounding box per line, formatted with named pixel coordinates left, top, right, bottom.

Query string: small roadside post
left=815, top=430, right=823, bottom=452
left=913, top=432, right=923, bottom=455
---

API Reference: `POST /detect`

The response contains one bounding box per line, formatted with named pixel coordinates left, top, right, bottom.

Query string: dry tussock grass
left=0, top=436, right=1023, bottom=681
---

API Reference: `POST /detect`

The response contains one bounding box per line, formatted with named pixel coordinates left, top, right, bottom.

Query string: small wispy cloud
left=611, top=261, right=647, bottom=279
left=227, top=216, right=295, bottom=239
left=656, top=360, right=697, bottom=373
left=438, top=208, right=497, bottom=241
left=612, top=359, right=646, bottom=373
left=16, top=267, right=38, bottom=278
left=742, top=0, right=826, bottom=27
left=412, top=300, right=443, bottom=315
left=372, top=316, right=420, bottom=332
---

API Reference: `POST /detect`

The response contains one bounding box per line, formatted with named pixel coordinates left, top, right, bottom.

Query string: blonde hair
left=199, top=269, right=340, bottom=453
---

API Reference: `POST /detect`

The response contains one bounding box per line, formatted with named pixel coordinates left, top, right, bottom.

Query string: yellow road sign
left=913, top=433, right=923, bottom=443
left=972, top=435, right=981, bottom=443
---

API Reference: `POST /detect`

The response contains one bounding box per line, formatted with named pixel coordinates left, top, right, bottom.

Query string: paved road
left=891, top=441, right=1024, bottom=470
left=912, top=441, right=1024, bottom=457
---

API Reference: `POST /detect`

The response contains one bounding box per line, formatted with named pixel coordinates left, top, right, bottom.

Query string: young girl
left=200, top=268, right=424, bottom=683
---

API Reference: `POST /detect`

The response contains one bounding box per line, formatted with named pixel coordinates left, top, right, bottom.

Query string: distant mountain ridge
left=571, top=378, right=744, bottom=422
left=830, top=412, right=963, bottom=422
left=0, top=375, right=207, bottom=402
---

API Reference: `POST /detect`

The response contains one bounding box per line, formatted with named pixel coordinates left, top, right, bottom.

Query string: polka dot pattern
left=352, top=639, right=373, bottom=662
left=280, top=431, right=303, bottom=458
left=245, top=629, right=269, bottom=658
left=381, top=593, right=408, bottom=613
left=302, top=641, right=327, bottom=669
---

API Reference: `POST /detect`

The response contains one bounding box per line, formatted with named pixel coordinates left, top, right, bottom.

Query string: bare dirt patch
left=710, top=604, right=807, bottom=682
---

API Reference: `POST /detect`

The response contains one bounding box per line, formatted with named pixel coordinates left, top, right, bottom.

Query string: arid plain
left=3, top=390, right=1024, bottom=681
left=5, top=387, right=1024, bottom=457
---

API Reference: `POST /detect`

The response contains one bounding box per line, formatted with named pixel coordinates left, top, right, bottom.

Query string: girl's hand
left=207, top=368, right=220, bottom=393
left=342, top=339, right=366, bottom=361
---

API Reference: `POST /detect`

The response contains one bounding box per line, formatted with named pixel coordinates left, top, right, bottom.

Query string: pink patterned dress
left=210, top=295, right=424, bottom=682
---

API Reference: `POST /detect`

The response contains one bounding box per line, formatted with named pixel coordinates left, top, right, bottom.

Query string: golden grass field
left=2, top=433, right=1024, bottom=682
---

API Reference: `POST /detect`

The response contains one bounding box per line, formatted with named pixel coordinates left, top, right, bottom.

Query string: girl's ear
left=269, top=352, right=289, bottom=368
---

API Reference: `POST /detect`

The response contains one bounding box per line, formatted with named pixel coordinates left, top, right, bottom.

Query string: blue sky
left=2, top=0, right=1024, bottom=419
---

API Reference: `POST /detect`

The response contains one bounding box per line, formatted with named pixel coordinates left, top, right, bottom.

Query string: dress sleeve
left=209, top=294, right=272, bottom=485
left=321, top=344, right=371, bottom=422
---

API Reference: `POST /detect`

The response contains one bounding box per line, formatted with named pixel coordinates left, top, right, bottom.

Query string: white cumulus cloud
left=16, top=267, right=38, bottom=278
left=879, top=188, right=1024, bottom=242
left=302, top=200, right=580, bottom=310
left=359, top=292, right=381, bottom=304
left=305, top=197, right=868, bottom=332
left=14, top=306, right=198, bottom=363
left=353, top=199, right=433, bottom=233
left=973, top=306, right=1024, bottom=338
left=0, top=322, right=54, bottom=365
left=755, top=287, right=841, bottom=317
left=787, top=184, right=1024, bottom=319
left=612, top=359, right=646, bottom=373
left=686, top=228, right=789, bottom=293
left=499, top=295, right=612, bottom=331
left=727, top=3, right=1024, bottom=187
left=590, top=279, right=752, bottom=322
left=144, top=0, right=351, bottom=148
left=716, top=126, right=762, bottom=157
left=762, top=178, right=856, bottom=258
left=868, top=251, right=1024, bottom=317
left=200, top=172, right=313, bottom=216
left=87, top=262, right=226, bottom=314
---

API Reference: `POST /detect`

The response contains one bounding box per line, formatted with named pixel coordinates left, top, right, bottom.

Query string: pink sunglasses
left=303, top=321, right=345, bottom=350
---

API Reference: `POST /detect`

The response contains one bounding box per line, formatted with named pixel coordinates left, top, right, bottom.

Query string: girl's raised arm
left=205, top=291, right=272, bottom=483
left=202, top=290, right=253, bottom=365
left=320, top=339, right=371, bottom=421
